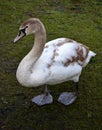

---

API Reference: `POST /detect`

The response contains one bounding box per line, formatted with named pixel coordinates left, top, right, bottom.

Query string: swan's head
left=13, top=18, right=44, bottom=43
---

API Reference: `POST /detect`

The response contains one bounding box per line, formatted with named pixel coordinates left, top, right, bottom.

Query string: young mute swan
left=13, top=18, right=96, bottom=106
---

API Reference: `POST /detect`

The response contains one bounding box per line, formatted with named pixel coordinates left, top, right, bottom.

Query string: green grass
left=0, top=0, right=102, bottom=130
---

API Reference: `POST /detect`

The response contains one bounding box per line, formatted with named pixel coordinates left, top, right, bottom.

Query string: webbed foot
left=32, top=93, right=53, bottom=106
left=31, top=85, right=53, bottom=106
left=58, top=92, right=78, bottom=105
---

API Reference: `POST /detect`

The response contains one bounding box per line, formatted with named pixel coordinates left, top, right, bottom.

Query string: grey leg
left=58, top=82, right=78, bottom=105
left=32, top=85, right=53, bottom=106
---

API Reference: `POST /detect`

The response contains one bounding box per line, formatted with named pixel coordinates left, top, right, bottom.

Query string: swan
left=13, top=18, right=96, bottom=106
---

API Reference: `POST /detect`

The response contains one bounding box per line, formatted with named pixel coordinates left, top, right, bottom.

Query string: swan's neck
left=16, top=25, right=46, bottom=86
left=32, top=31, right=46, bottom=60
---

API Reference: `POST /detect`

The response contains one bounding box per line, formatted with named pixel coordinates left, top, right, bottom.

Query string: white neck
left=16, top=22, right=46, bottom=86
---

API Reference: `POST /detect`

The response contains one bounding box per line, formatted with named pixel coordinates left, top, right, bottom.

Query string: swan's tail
left=83, top=50, right=96, bottom=67
left=89, top=51, right=96, bottom=57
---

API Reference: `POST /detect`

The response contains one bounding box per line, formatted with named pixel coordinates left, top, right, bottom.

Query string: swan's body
left=17, top=38, right=95, bottom=87
left=14, top=18, right=96, bottom=106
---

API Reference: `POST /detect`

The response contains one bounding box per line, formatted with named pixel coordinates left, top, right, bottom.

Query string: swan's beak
left=13, top=33, right=25, bottom=43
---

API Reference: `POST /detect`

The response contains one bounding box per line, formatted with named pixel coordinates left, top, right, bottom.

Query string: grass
left=0, top=0, right=102, bottom=130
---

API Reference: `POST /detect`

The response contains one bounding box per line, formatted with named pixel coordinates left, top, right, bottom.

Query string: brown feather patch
left=63, top=45, right=89, bottom=67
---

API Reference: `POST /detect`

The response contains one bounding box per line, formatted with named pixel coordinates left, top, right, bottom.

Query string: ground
left=0, top=0, right=102, bottom=130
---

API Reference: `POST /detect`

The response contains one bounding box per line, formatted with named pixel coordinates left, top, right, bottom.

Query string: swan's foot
left=31, top=85, right=53, bottom=106
left=58, top=82, right=79, bottom=106
left=32, top=93, right=53, bottom=106
left=58, top=92, right=78, bottom=105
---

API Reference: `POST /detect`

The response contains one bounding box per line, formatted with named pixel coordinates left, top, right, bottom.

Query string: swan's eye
left=19, top=26, right=28, bottom=36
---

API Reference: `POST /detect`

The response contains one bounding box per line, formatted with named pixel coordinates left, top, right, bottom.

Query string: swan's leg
left=32, top=85, right=53, bottom=106
left=58, top=82, right=78, bottom=105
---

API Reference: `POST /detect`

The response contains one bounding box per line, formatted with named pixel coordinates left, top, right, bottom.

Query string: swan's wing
left=34, top=38, right=89, bottom=69
left=32, top=37, right=88, bottom=76
left=45, top=38, right=89, bottom=67
left=31, top=38, right=95, bottom=85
